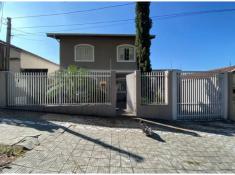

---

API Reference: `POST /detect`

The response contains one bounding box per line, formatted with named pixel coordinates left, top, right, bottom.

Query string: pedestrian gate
left=176, top=71, right=225, bottom=120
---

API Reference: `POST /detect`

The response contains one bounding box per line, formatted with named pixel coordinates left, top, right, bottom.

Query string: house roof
left=179, top=65, right=235, bottom=79
left=47, top=33, right=156, bottom=39
left=0, top=40, right=59, bottom=66
left=210, top=65, right=235, bottom=73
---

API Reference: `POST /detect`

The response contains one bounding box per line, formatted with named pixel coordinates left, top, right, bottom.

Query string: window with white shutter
left=117, top=44, right=135, bottom=62
left=75, top=44, right=94, bottom=62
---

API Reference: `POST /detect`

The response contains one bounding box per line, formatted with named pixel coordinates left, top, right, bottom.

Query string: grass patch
left=0, top=144, right=25, bottom=168
left=0, top=144, right=25, bottom=157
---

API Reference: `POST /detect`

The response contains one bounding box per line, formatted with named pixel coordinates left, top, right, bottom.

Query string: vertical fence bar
left=100, top=72, right=102, bottom=104
left=45, top=73, right=47, bottom=105
left=14, top=73, right=16, bottom=105
left=7, top=72, right=11, bottom=106
left=36, top=73, right=39, bottom=105
left=63, top=72, right=65, bottom=104
left=30, top=72, right=32, bottom=105
left=102, top=72, right=104, bottom=103
left=8, top=72, right=10, bottom=106
left=17, top=73, right=19, bottom=105
left=24, top=72, right=26, bottom=105
left=55, top=72, right=57, bottom=104
left=92, top=72, right=94, bottom=104
left=14, top=73, right=16, bottom=106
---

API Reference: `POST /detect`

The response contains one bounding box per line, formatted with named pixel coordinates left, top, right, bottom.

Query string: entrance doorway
left=116, top=77, right=127, bottom=111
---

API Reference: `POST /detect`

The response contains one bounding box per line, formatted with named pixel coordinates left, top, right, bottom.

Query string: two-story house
left=47, top=33, right=155, bottom=109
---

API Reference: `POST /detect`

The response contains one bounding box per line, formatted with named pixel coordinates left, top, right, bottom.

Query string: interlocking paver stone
left=1, top=165, right=22, bottom=173
left=110, top=166, right=122, bottom=173
left=133, top=167, right=145, bottom=173
left=15, top=166, right=34, bottom=173
left=97, top=166, right=110, bottom=173
left=1, top=110, right=235, bottom=173
left=75, top=165, right=87, bottom=173
left=121, top=167, right=133, bottom=173
left=110, top=158, right=121, bottom=167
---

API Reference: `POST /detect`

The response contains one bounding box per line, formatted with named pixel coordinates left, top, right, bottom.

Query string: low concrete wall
left=0, top=71, right=7, bottom=107
left=7, top=104, right=116, bottom=117
left=136, top=71, right=173, bottom=120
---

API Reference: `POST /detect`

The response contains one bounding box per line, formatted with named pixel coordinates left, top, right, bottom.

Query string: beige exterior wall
left=10, top=48, right=21, bottom=58
left=7, top=47, right=59, bottom=73
left=9, top=48, right=21, bottom=72
left=20, top=52, right=59, bottom=74
left=60, top=36, right=137, bottom=71
left=9, top=59, right=21, bottom=72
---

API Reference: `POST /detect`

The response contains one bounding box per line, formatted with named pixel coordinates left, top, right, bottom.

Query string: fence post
left=172, top=70, right=178, bottom=120
left=223, top=72, right=228, bottom=119
left=165, top=71, right=169, bottom=104
left=110, top=71, right=116, bottom=114
left=135, top=70, right=141, bottom=116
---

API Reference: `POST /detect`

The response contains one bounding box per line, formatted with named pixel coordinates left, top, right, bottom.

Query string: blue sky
left=0, top=2, right=235, bottom=70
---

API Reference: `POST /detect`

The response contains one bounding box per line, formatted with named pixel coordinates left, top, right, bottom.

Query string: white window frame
left=74, top=44, right=95, bottom=62
left=116, top=44, right=136, bottom=62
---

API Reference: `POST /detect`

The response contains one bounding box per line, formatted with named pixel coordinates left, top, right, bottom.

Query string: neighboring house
left=209, top=65, right=235, bottom=121
left=46, top=33, right=155, bottom=108
left=0, top=40, right=59, bottom=74
left=210, top=65, right=235, bottom=73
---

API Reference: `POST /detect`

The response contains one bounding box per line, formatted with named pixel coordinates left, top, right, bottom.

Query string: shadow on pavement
left=148, top=132, right=166, bottom=142
left=0, top=109, right=144, bottom=162
left=134, top=117, right=235, bottom=137
left=1, top=109, right=235, bottom=137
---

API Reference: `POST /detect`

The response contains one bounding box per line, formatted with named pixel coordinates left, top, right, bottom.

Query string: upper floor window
left=74, top=44, right=94, bottom=62
left=117, top=44, right=135, bottom=62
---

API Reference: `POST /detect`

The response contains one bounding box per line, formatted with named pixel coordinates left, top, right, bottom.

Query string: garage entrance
left=176, top=71, right=226, bottom=120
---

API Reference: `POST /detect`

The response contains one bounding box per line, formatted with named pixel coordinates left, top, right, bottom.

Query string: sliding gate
left=177, top=71, right=225, bottom=120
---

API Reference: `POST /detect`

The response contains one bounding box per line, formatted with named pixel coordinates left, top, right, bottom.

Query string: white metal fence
left=141, top=71, right=168, bottom=105
left=177, top=71, right=225, bottom=120
left=7, top=71, right=112, bottom=106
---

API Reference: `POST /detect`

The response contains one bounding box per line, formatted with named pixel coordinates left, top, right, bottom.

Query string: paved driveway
left=1, top=109, right=235, bottom=173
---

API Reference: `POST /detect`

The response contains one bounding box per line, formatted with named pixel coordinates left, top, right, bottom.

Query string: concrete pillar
left=126, top=72, right=135, bottom=114
left=126, top=70, right=140, bottom=115
left=171, top=70, right=178, bottom=120
left=223, top=72, right=228, bottom=119
left=135, top=70, right=141, bottom=116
